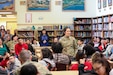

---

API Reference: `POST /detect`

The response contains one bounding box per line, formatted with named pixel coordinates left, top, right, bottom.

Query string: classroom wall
left=16, top=0, right=96, bottom=28
left=96, top=0, right=113, bottom=16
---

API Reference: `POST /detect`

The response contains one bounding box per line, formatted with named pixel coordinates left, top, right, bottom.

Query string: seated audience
left=39, top=48, right=55, bottom=71
left=32, top=39, right=40, bottom=48
left=77, top=38, right=85, bottom=51
left=51, top=42, right=71, bottom=70
left=53, top=37, right=59, bottom=43
left=14, top=50, right=51, bottom=75
left=0, top=66, right=8, bottom=75
left=52, top=42, right=70, bottom=64
left=98, top=38, right=106, bottom=52
left=105, top=38, right=110, bottom=50
left=6, top=35, right=18, bottom=54
left=0, top=38, right=8, bottom=61
left=7, top=54, right=21, bottom=75
left=70, top=50, right=92, bottom=71
left=83, top=41, right=96, bottom=58
left=103, top=38, right=113, bottom=57
left=26, top=39, right=35, bottom=55
left=20, top=63, right=39, bottom=75
left=0, top=52, right=10, bottom=68
left=79, top=52, right=111, bottom=75
left=15, top=38, right=28, bottom=56
left=4, top=29, right=12, bottom=41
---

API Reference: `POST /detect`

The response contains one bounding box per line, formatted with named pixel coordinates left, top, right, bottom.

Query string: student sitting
left=51, top=42, right=71, bottom=70
left=77, top=38, right=85, bottom=51
left=39, top=48, right=55, bottom=71
left=70, top=50, right=92, bottom=71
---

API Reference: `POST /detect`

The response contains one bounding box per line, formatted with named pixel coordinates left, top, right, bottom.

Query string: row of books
left=74, top=19, right=91, bottom=24
left=103, top=16, right=109, bottom=22
left=98, top=18, right=102, bottom=23
left=18, top=32, right=34, bottom=37
left=92, top=31, right=103, bottom=37
left=37, top=25, right=74, bottom=30
left=92, top=23, right=113, bottom=30
left=103, top=23, right=113, bottom=30
left=92, top=19, right=97, bottom=23
left=92, top=24, right=103, bottom=30
left=75, top=32, right=91, bottom=37
left=104, top=31, right=113, bottom=38
left=75, top=25, right=91, bottom=30
left=92, top=16, right=113, bottom=23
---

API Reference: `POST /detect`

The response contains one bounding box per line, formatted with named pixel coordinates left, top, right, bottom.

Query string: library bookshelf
left=74, top=18, right=92, bottom=43
left=16, top=24, right=74, bottom=44
left=92, top=14, right=113, bottom=38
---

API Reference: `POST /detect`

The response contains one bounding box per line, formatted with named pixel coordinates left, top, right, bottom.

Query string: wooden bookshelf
left=16, top=24, right=74, bottom=44
left=15, top=30, right=35, bottom=41
left=74, top=18, right=92, bottom=43
left=92, top=14, right=113, bottom=38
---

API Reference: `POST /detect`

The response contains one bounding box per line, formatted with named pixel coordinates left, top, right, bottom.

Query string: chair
left=55, top=63, right=68, bottom=71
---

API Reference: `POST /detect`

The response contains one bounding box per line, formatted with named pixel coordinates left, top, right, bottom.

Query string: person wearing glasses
left=78, top=52, right=111, bottom=75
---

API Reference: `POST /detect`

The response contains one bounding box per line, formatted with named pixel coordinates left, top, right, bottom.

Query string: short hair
left=75, top=50, right=86, bottom=62
left=11, top=35, right=18, bottom=40
left=51, top=42, right=63, bottom=53
left=41, top=48, right=53, bottom=60
left=19, top=50, right=31, bottom=62
left=78, top=38, right=84, bottom=42
left=20, top=63, right=38, bottom=75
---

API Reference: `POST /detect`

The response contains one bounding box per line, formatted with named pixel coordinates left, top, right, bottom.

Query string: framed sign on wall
left=0, top=0, right=15, bottom=11
left=27, top=0, right=51, bottom=11
left=62, top=0, right=85, bottom=11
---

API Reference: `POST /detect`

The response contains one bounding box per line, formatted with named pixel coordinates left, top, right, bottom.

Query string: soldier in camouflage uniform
left=59, top=27, right=78, bottom=61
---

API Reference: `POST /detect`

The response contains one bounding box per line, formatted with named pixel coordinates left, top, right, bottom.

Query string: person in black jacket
left=83, top=41, right=96, bottom=58
left=26, top=39, right=35, bottom=55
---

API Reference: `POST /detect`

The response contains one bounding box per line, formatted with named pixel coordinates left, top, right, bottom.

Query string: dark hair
left=88, top=41, right=94, bottom=47
left=62, top=27, right=70, bottom=36
left=78, top=38, right=84, bottom=43
left=96, top=37, right=101, bottom=43
left=92, top=52, right=110, bottom=75
left=41, top=29, right=46, bottom=34
left=0, top=37, right=3, bottom=42
left=51, top=42, right=63, bottom=53
left=41, top=48, right=53, bottom=60
left=76, top=50, right=86, bottom=63
left=83, top=42, right=96, bottom=58
left=106, top=37, right=110, bottom=41
left=11, top=35, right=18, bottom=40
left=92, top=58, right=110, bottom=75
left=32, top=56, right=38, bottom=62
left=20, top=63, right=38, bottom=75
left=91, top=52, right=105, bottom=63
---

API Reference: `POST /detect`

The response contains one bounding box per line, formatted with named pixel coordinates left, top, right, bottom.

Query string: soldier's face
left=65, top=28, right=71, bottom=37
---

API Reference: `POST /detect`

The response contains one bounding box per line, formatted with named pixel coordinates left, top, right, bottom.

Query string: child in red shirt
left=70, top=50, right=92, bottom=71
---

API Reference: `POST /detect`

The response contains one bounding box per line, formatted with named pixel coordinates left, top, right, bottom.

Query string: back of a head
left=76, top=50, right=86, bottom=62
left=41, top=48, right=53, bottom=60
left=91, top=51, right=104, bottom=63
left=19, top=50, right=31, bottom=63
left=51, top=42, right=63, bottom=53
left=20, top=63, right=38, bottom=75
